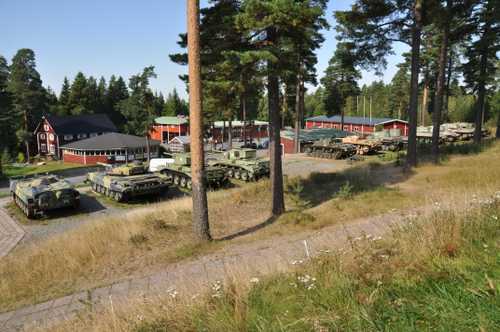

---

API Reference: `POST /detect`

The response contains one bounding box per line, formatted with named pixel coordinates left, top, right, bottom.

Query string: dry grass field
left=1, top=141, right=499, bottom=313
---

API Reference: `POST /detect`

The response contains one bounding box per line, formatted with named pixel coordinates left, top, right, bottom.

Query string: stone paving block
left=0, top=311, right=14, bottom=327
left=29, top=300, right=54, bottom=314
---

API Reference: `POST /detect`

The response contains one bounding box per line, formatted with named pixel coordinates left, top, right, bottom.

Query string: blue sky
left=1, top=0, right=407, bottom=99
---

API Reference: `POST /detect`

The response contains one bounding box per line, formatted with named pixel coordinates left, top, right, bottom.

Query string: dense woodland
left=0, top=0, right=498, bottom=165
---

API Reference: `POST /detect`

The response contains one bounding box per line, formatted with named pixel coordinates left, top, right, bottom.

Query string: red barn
left=149, top=116, right=189, bottom=144
left=305, top=115, right=408, bottom=136
left=34, top=114, right=117, bottom=159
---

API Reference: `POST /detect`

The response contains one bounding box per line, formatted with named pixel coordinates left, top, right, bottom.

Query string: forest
left=0, top=0, right=498, bottom=165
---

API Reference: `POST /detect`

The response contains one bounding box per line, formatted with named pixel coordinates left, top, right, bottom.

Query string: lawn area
left=2, top=161, right=86, bottom=178
left=62, top=197, right=499, bottom=332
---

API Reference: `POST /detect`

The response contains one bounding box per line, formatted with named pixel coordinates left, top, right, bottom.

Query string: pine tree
left=58, top=77, right=71, bottom=115
left=106, top=75, right=129, bottom=128
left=164, top=88, right=188, bottom=116
left=237, top=0, right=327, bottom=215
left=187, top=0, right=211, bottom=242
left=0, top=55, right=15, bottom=167
left=462, top=0, right=499, bottom=143
left=118, top=66, right=157, bottom=137
left=321, top=42, right=361, bottom=128
left=68, top=72, right=88, bottom=114
left=335, top=0, right=425, bottom=168
left=84, top=76, right=98, bottom=113
left=97, top=76, right=107, bottom=114
left=389, top=61, right=410, bottom=120
left=8, top=49, right=47, bottom=162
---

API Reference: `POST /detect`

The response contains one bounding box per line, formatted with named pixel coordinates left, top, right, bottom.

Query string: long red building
left=149, top=116, right=189, bottom=144
left=305, top=115, right=408, bottom=136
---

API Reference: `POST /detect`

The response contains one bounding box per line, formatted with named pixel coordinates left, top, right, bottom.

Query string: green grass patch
left=2, top=161, right=85, bottom=178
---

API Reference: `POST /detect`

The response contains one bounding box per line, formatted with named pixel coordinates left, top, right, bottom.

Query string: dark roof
left=44, top=114, right=118, bottom=135
left=306, top=115, right=407, bottom=126
left=61, top=133, right=160, bottom=150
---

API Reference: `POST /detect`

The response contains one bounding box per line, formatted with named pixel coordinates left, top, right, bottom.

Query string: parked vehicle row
left=9, top=148, right=270, bottom=219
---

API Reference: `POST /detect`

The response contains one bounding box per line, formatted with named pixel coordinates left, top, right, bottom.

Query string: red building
left=34, top=114, right=118, bottom=159
left=211, top=120, right=269, bottom=142
left=61, top=133, right=160, bottom=165
left=305, top=115, right=408, bottom=136
left=149, top=116, right=189, bottom=144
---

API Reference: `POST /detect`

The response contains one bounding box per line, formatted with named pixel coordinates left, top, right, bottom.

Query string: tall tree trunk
left=228, top=118, right=233, bottom=149
left=187, top=0, right=211, bottom=242
left=146, top=135, right=151, bottom=163
left=406, top=0, right=423, bottom=169
left=474, top=51, right=488, bottom=144
left=294, top=72, right=302, bottom=153
left=241, top=93, right=247, bottom=146
left=267, top=27, right=285, bottom=216
left=222, top=121, right=226, bottom=148
left=444, top=49, right=453, bottom=116
left=431, top=8, right=450, bottom=164
left=211, top=122, right=215, bottom=150
left=421, top=81, right=429, bottom=125
left=496, top=112, right=500, bottom=139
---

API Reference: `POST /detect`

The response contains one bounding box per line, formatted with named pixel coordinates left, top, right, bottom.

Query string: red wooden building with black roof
left=34, top=114, right=118, bottom=159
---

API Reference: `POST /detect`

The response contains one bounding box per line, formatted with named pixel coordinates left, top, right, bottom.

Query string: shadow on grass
left=217, top=215, right=279, bottom=241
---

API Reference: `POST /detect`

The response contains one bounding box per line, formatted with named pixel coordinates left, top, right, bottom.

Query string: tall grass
left=55, top=199, right=499, bottom=332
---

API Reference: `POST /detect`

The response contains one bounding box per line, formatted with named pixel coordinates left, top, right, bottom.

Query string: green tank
left=158, top=153, right=228, bottom=189
left=9, top=175, right=80, bottom=218
left=306, top=138, right=357, bottom=159
left=86, top=163, right=170, bottom=202
left=210, top=148, right=270, bottom=182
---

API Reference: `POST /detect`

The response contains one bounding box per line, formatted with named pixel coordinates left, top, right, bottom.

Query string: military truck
left=306, top=138, right=357, bottom=159
left=157, top=153, right=228, bottom=189
left=210, top=148, right=270, bottom=182
left=10, top=175, right=80, bottom=218
left=86, top=163, right=170, bottom=202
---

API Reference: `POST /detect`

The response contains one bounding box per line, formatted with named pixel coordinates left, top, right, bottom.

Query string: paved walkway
left=0, top=200, right=24, bottom=259
left=0, top=205, right=432, bottom=332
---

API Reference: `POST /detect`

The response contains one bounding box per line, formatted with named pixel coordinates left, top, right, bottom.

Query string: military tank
left=306, top=138, right=357, bottom=159
left=210, top=148, right=270, bottom=182
left=86, top=163, right=170, bottom=202
left=10, top=175, right=80, bottom=218
left=157, top=153, right=228, bottom=189
left=342, top=136, right=382, bottom=155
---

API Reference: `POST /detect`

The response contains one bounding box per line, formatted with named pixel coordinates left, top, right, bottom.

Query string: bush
left=16, top=152, right=25, bottom=164
left=337, top=181, right=354, bottom=199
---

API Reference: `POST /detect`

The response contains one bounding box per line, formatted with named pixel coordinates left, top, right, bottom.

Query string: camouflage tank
left=306, top=138, right=357, bottom=159
left=10, top=175, right=80, bottom=218
left=341, top=136, right=382, bottom=155
left=210, top=148, right=270, bottom=182
left=86, top=163, right=170, bottom=202
left=158, top=153, right=228, bottom=189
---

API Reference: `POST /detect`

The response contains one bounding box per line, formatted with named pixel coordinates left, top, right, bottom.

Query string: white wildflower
left=250, top=277, right=260, bottom=284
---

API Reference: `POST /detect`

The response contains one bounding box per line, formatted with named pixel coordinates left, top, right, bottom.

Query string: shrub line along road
left=0, top=199, right=475, bottom=332
left=0, top=199, right=24, bottom=259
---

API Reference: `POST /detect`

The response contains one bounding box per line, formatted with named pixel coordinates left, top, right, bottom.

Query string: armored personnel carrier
left=158, top=153, right=228, bottom=189
left=210, top=148, right=270, bottom=182
left=86, top=163, right=170, bottom=202
left=10, top=175, right=80, bottom=218
left=306, top=138, right=357, bottom=159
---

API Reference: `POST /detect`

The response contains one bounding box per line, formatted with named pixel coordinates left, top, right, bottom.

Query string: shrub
left=337, top=181, right=354, bottom=199
left=16, top=152, right=25, bottom=164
